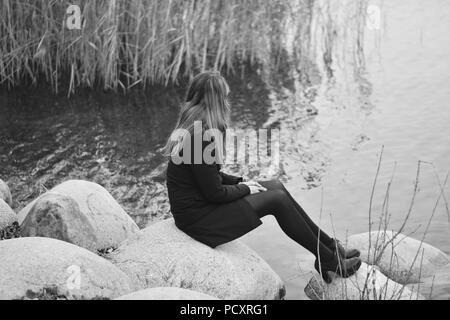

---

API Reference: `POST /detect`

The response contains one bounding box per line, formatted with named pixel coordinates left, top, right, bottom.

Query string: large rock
left=411, top=263, right=450, bottom=300
left=0, top=179, right=13, bottom=207
left=0, top=237, right=134, bottom=300
left=18, top=180, right=140, bottom=252
left=347, top=231, right=450, bottom=284
left=305, top=263, right=424, bottom=300
left=0, top=199, right=17, bottom=231
left=109, top=219, right=285, bottom=300
left=20, top=193, right=98, bottom=251
left=116, top=287, right=220, bottom=300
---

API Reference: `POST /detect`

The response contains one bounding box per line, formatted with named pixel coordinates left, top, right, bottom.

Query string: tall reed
left=0, top=0, right=314, bottom=94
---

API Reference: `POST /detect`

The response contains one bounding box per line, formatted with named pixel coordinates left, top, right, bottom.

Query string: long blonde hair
left=163, top=71, right=231, bottom=163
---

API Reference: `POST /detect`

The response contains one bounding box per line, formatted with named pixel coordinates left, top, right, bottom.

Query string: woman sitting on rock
left=163, top=71, right=362, bottom=283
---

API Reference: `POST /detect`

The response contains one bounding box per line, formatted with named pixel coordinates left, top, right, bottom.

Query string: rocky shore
left=0, top=179, right=284, bottom=300
left=0, top=178, right=449, bottom=300
left=305, top=231, right=450, bottom=300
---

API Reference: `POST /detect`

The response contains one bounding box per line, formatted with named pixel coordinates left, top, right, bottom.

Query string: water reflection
left=0, top=71, right=276, bottom=227
left=243, top=0, right=450, bottom=299
left=1, top=0, right=449, bottom=300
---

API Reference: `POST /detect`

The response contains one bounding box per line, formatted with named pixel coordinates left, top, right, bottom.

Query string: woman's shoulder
left=169, top=135, right=219, bottom=166
left=166, top=158, right=189, bottom=183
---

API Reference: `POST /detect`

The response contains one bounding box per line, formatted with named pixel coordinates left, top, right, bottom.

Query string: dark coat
left=166, top=140, right=263, bottom=248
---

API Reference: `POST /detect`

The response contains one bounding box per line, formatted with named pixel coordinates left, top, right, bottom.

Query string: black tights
left=244, top=180, right=336, bottom=261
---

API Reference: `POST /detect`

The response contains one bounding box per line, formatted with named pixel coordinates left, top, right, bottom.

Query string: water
left=1, top=0, right=449, bottom=300
left=0, top=72, right=271, bottom=227
left=242, top=0, right=450, bottom=299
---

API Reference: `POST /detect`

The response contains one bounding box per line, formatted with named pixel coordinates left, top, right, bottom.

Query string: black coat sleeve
left=191, top=163, right=250, bottom=203
left=219, top=171, right=244, bottom=185
left=187, top=135, right=250, bottom=203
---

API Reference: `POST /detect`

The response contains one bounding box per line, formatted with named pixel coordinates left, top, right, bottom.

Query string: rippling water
left=307, top=0, right=450, bottom=246
left=1, top=0, right=449, bottom=300
left=0, top=71, right=272, bottom=227
left=242, top=0, right=450, bottom=299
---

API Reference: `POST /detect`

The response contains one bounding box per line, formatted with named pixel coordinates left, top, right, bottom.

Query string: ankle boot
left=329, top=238, right=360, bottom=259
left=314, top=252, right=362, bottom=284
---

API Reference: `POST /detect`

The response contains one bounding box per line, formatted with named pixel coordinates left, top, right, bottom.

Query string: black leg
left=258, top=180, right=335, bottom=247
left=244, top=189, right=335, bottom=261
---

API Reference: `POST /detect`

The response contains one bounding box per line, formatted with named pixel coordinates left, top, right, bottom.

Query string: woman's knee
left=266, top=189, right=289, bottom=205
left=246, top=189, right=291, bottom=219
left=259, top=179, right=285, bottom=191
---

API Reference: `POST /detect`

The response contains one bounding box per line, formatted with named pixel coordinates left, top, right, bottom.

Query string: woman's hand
left=240, top=181, right=268, bottom=195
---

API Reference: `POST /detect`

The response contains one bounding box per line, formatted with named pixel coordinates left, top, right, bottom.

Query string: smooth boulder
left=305, top=263, right=424, bottom=300
left=0, top=237, right=134, bottom=300
left=0, top=199, right=17, bottom=231
left=20, top=193, right=99, bottom=251
left=110, top=219, right=285, bottom=300
left=0, top=179, right=12, bottom=207
left=18, top=180, right=140, bottom=252
left=116, top=287, right=220, bottom=300
left=412, top=263, right=450, bottom=300
left=347, top=230, right=450, bottom=284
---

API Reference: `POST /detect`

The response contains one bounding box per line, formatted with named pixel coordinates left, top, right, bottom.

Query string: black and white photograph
left=0, top=0, right=449, bottom=309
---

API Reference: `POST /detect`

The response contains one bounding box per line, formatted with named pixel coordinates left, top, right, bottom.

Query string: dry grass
left=0, top=0, right=317, bottom=95
left=311, top=147, right=450, bottom=300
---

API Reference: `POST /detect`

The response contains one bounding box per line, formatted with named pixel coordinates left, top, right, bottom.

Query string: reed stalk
left=0, top=0, right=314, bottom=94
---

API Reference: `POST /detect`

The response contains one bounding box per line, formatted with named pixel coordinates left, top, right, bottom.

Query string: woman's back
left=166, top=158, right=219, bottom=228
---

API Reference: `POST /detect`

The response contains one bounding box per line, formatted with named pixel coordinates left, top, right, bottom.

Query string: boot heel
left=315, top=259, right=334, bottom=284
left=320, top=270, right=333, bottom=284
left=314, top=255, right=362, bottom=284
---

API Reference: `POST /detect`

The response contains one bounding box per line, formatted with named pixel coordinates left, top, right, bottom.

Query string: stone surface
left=347, top=230, right=450, bottom=284
left=0, top=179, right=13, bottom=207
left=109, top=219, right=285, bottom=300
left=116, top=287, right=220, bottom=300
left=20, top=193, right=99, bottom=252
left=240, top=215, right=317, bottom=300
left=0, top=237, right=134, bottom=300
left=18, top=180, right=140, bottom=252
left=305, top=263, right=424, bottom=300
left=410, top=263, right=450, bottom=300
left=0, top=199, right=17, bottom=231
